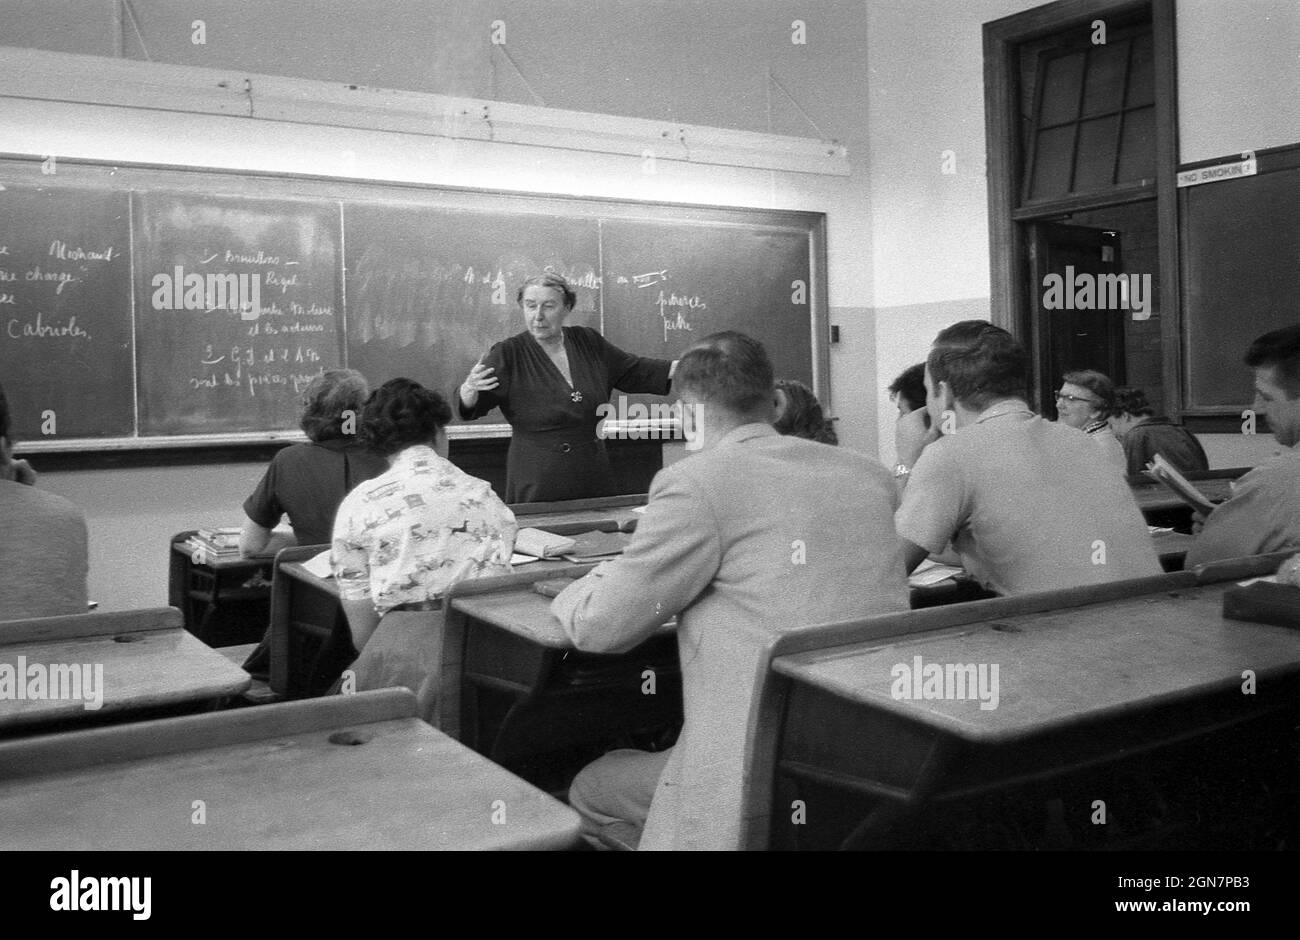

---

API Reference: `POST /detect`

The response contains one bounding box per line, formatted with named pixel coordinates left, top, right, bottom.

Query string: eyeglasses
left=1055, top=392, right=1100, bottom=406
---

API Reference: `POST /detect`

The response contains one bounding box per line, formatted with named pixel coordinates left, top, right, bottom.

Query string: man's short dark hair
left=1111, top=387, right=1155, bottom=419
left=1062, top=369, right=1116, bottom=413
left=675, top=331, right=774, bottom=416
left=926, top=320, right=1028, bottom=411
left=0, top=381, right=10, bottom=442
left=888, top=363, right=927, bottom=413
left=299, top=369, right=371, bottom=442
left=1244, top=324, right=1300, bottom=398
left=361, top=378, right=453, bottom=457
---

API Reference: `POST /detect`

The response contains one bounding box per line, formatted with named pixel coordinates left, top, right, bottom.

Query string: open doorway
left=1027, top=199, right=1162, bottom=419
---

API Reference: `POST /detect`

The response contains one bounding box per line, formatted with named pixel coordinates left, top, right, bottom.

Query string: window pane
left=1081, top=40, right=1130, bottom=116
left=1030, top=125, right=1076, bottom=199
left=1039, top=51, right=1085, bottom=125
left=1074, top=116, right=1120, bottom=192
left=1126, top=33, right=1154, bottom=107
left=1117, top=106, right=1157, bottom=182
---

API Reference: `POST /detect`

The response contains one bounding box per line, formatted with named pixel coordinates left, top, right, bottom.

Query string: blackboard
left=1182, top=150, right=1300, bottom=410
left=134, top=193, right=342, bottom=434
left=0, top=159, right=825, bottom=450
left=601, top=220, right=813, bottom=398
left=0, top=187, right=134, bottom=439
left=344, top=204, right=600, bottom=411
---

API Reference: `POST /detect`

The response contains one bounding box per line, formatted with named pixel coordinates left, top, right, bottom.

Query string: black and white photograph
left=0, top=0, right=1295, bottom=917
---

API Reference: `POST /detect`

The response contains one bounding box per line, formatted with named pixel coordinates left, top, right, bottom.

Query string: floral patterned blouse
left=331, top=445, right=516, bottom=612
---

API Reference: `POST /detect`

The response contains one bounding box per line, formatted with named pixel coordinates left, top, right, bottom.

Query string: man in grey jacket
left=552, top=331, right=909, bottom=850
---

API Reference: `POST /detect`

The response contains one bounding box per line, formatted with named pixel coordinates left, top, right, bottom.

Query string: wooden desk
left=0, top=607, right=250, bottom=736
left=168, top=532, right=293, bottom=646
left=269, top=549, right=349, bottom=698
left=763, top=574, right=1300, bottom=849
left=445, top=586, right=681, bottom=786
left=0, top=689, right=579, bottom=850
left=1129, top=468, right=1247, bottom=515
left=1152, top=529, right=1197, bottom=569
left=269, top=553, right=577, bottom=697
left=264, top=495, right=648, bottom=697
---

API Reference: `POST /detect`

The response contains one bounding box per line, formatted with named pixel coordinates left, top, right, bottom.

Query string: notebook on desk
left=561, top=530, right=632, bottom=563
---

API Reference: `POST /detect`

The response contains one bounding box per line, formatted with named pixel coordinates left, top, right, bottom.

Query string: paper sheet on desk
left=908, top=558, right=965, bottom=588
left=300, top=550, right=333, bottom=580
left=511, top=553, right=540, bottom=565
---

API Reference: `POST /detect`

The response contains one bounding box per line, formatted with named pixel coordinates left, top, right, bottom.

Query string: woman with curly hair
left=773, top=378, right=838, bottom=445
left=332, top=378, right=516, bottom=652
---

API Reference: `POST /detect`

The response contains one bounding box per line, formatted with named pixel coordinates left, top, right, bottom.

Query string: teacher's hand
left=0, top=457, right=36, bottom=485
left=460, top=357, right=499, bottom=409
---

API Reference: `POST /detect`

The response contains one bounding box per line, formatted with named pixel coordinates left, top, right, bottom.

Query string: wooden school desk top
left=0, top=607, right=250, bottom=734
left=451, top=586, right=676, bottom=648
left=772, top=581, right=1300, bottom=744
left=0, top=689, right=580, bottom=851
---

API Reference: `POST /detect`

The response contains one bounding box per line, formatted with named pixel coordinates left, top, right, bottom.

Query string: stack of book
left=184, top=527, right=243, bottom=562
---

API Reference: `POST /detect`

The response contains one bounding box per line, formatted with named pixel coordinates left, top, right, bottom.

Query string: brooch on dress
left=570, top=390, right=583, bottom=403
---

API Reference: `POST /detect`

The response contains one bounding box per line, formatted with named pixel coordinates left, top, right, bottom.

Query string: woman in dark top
left=1108, top=387, right=1209, bottom=476
left=240, top=368, right=389, bottom=552
left=458, top=274, right=674, bottom=503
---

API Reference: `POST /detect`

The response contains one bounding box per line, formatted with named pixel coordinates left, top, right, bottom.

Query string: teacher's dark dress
left=459, top=326, right=672, bottom=503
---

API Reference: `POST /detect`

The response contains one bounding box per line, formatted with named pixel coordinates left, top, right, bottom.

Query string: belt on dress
left=516, top=436, right=603, bottom=455
left=388, top=598, right=444, bottom=612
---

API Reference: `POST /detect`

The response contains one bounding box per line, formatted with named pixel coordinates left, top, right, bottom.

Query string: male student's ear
left=0, top=436, right=37, bottom=485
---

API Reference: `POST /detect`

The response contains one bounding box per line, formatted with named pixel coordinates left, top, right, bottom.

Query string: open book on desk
left=1147, top=454, right=1219, bottom=515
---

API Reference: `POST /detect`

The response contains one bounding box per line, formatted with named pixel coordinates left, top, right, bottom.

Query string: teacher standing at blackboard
left=458, top=273, right=676, bottom=503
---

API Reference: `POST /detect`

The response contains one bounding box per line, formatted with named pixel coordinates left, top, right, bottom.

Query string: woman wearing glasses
left=1055, top=370, right=1126, bottom=472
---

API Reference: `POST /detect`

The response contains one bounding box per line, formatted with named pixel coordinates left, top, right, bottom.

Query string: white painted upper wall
left=1177, top=0, right=1300, bottom=162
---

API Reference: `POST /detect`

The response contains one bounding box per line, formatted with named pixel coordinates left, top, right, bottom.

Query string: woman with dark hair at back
left=1108, top=387, right=1209, bottom=476
left=332, top=378, right=516, bottom=653
left=773, top=379, right=838, bottom=444
left=240, top=369, right=388, bottom=554
left=239, top=369, right=390, bottom=677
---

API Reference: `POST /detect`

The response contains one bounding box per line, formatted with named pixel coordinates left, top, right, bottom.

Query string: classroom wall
left=1177, top=0, right=1300, bottom=162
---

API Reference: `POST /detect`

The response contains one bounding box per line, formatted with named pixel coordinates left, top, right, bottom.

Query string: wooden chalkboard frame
left=1, top=154, right=828, bottom=459
left=1177, top=142, right=1300, bottom=433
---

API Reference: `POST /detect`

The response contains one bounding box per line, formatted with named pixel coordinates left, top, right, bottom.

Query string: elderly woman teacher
left=458, top=273, right=676, bottom=503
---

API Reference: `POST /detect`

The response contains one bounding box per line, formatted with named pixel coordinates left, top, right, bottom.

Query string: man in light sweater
left=0, top=382, right=89, bottom=620
left=1185, top=324, right=1300, bottom=567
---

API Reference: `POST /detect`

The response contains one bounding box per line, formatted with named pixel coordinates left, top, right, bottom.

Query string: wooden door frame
left=983, top=0, right=1181, bottom=414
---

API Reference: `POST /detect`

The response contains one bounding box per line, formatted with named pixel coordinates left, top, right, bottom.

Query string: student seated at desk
left=1054, top=369, right=1126, bottom=472
left=1186, top=325, right=1300, bottom=567
left=772, top=378, right=837, bottom=444
left=0, top=382, right=89, bottom=620
left=896, top=321, right=1160, bottom=595
left=1108, top=387, right=1209, bottom=477
left=332, top=378, right=516, bottom=653
left=240, top=369, right=388, bottom=554
left=551, top=331, right=909, bottom=850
